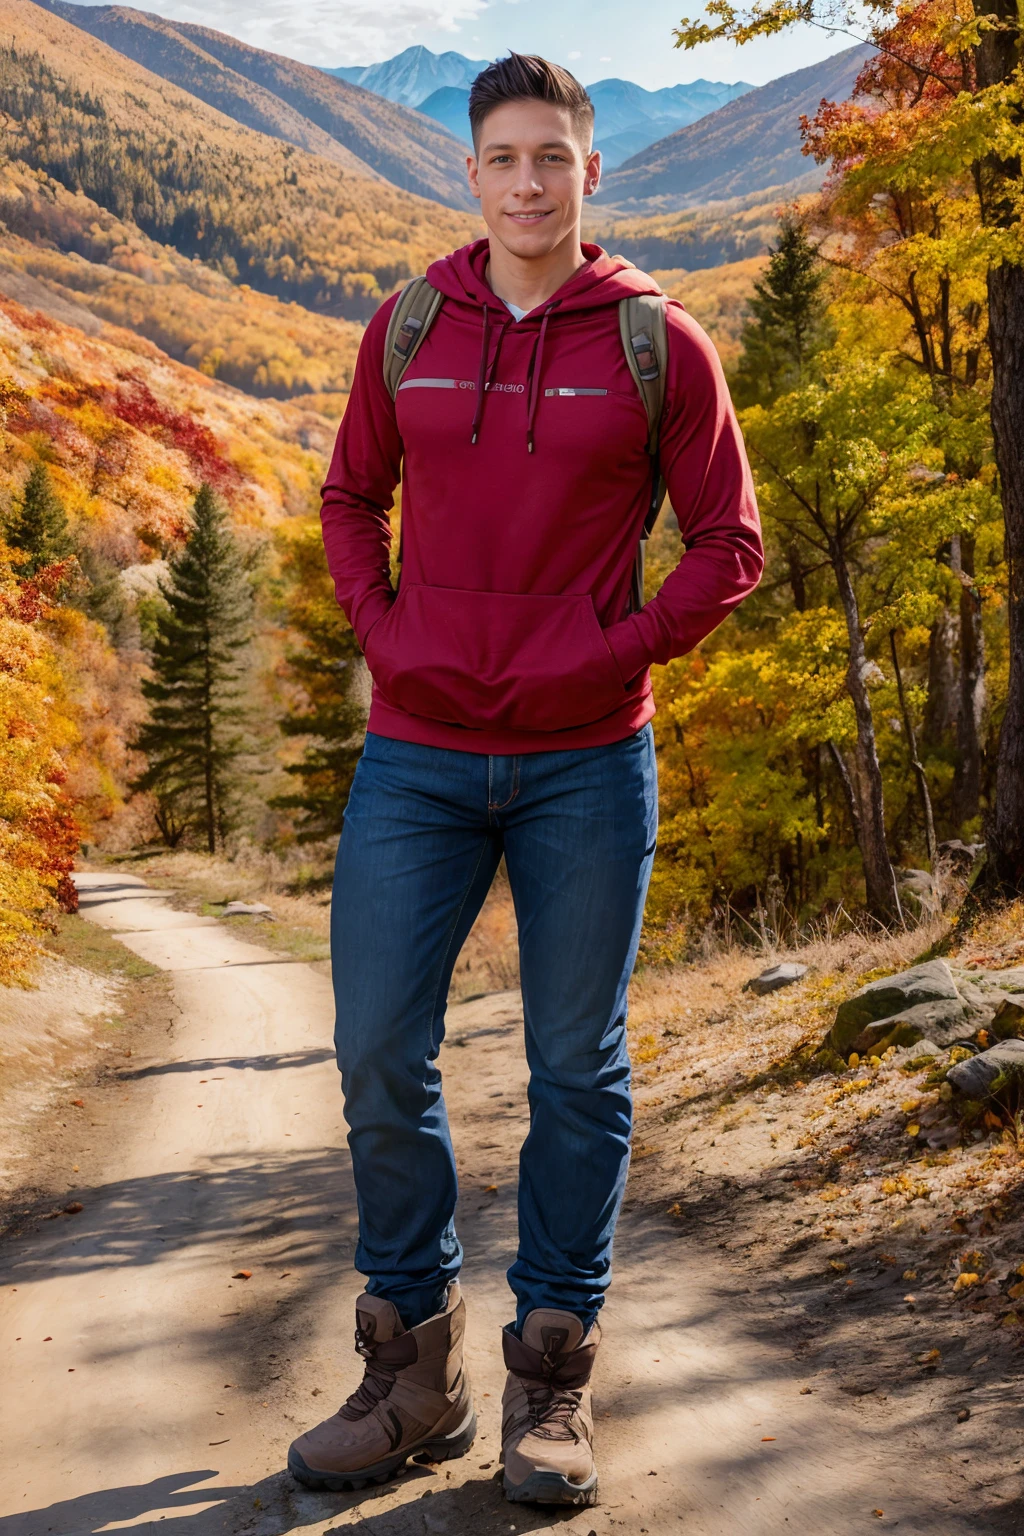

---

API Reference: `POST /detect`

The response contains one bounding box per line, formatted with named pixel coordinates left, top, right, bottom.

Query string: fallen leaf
left=1008, top=1280, right=1024, bottom=1300
left=232, top=1271, right=252, bottom=1280
left=954, top=1272, right=981, bottom=1292
left=906, top=1123, right=921, bottom=1138
left=70, top=1099, right=84, bottom=1109
left=916, top=1349, right=941, bottom=1364
left=830, top=1260, right=849, bottom=1274
left=43, top=1337, right=52, bottom=1342
left=209, top=1439, right=230, bottom=1445
left=63, top=1202, right=83, bottom=1215
left=878, top=1253, right=898, bottom=1267
left=483, top=1185, right=498, bottom=1194
left=983, top=1110, right=1002, bottom=1130
left=666, top=1202, right=682, bottom=1216
left=902, top=1270, right=917, bottom=1281
left=761, top=1436, right=776, bottom=1442
left=873, top=1512, right=885, bottom=1519
left=799, top=1387, right=812, bottom=1395
left=957, top=1408, right=970, bottom=1423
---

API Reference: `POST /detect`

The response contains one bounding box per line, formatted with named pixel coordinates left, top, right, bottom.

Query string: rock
left=890, top=1039, right=944, bottom=1065
left=829, top=960, right=962, bottom=1055
left=947, top=1039, right=1024, bottom=1099
left=896, top=868, right=941, bottom=918
left=938, top=839, right=985, bottom=869
left=990, top=996, right=1024, bottom=1040
left=850, top=998, right=969, bottom=1055
left=743, top=962, right=809, bottom=996
left=221, top=901, right=275, bottom=919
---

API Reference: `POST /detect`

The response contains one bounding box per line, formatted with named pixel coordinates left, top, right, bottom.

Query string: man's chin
left=488, top=223, right=570, bottom=262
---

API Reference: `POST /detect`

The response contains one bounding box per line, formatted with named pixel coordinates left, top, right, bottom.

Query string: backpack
left=383, top=274, right=669, bottom=614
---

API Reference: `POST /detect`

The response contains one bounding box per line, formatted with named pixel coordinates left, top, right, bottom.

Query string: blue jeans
left=331, top=726, right=657, bottom=1332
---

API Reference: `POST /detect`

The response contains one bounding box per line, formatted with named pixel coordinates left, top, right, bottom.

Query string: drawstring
left=470, top=306, right=513, bottom=445
left=469, top=300, right=559, bottom=451
left=525, top=302, right=558, bottom=455
left=470, top=303, right=491, bottom=445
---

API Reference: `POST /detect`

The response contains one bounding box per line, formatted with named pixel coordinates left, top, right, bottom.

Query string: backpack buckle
left=630, top=330, right=659, bottom=382
left=394, top=315, right=424, bottom=361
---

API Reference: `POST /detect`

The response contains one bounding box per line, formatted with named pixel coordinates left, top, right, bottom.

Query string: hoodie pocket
left=364, top=583, right=626, bottom=732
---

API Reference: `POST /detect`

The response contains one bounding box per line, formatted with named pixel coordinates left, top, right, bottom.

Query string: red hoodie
left=321, top=239, right=763, bottom=754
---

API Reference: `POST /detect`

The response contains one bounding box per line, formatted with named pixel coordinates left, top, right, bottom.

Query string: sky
left=63, top=0, right=864, bottom=89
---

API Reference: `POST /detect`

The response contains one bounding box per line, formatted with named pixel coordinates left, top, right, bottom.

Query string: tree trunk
left=831, top=541, right=903, bottom=923
left=923, top=604, right=957, bottom=748
left=974, top=0, right=1024, bottom=891
left=890, top=629, right=938, bottom=866
left=986, top=260, right=1024, bottom=888
left=951, top=534, right=986, bottom=827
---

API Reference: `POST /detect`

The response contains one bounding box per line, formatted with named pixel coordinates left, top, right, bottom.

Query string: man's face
left=467, top=100, right=601, bottom=260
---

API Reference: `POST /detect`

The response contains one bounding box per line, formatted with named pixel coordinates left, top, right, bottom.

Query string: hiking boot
left=287, top=1282, right=476, bottom=1491
left=500, top=1308, right=600, bottom=1506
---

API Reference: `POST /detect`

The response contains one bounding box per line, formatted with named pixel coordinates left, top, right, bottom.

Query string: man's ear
left=467, top=153, right=481, bottom=201
left=583, top=148, right=602, bottom=199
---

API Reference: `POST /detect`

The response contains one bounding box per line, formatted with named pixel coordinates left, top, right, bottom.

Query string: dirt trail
left=0, top=874, right=984, bottom=1535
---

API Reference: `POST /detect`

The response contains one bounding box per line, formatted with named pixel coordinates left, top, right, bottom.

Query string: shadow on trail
left=0, top=1471, right=244, bottom=1536
left=5, top=1149, right=355, bottom=1287
left=118, top=1051, right=336, bottom=1081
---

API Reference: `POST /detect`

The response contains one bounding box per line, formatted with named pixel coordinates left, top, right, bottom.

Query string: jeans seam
left=426, top=837, right=492, bottom=1052
left=487, top=755, right=521, bottom=814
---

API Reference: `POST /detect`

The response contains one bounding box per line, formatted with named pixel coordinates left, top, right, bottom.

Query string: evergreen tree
left=134, top=484, right=254, bottom=853
left=734, top=217, right=828, bottom=407
left=271, top=522, right=367, bottom=841
left=8, top=463, right=74, bottom=574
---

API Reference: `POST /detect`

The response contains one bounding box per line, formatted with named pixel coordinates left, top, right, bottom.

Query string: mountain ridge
left=34, top=1, right=477, bottom=211
left=595, top=44, right=873, bottom=211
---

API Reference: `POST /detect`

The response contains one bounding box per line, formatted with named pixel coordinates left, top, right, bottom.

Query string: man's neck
left=485, top=230, right=588, bottom=315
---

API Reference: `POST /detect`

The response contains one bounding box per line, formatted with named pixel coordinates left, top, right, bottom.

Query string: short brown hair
left=468, top=53, right=594, bottom=151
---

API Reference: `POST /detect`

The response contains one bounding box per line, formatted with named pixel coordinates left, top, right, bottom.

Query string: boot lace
left=338, top=1323, right=397, bottom=1421
left=522, top=1381, right=585, bottom=1443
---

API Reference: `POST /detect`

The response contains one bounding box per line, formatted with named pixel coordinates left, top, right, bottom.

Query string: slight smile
left=506, top=211, right=554, bottom=222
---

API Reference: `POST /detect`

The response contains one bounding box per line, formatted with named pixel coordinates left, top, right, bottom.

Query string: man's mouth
left=506, top=211, right=553, bottom=223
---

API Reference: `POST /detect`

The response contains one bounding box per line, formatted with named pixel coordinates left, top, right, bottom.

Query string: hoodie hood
left=425, top=239, right=662, bottom=317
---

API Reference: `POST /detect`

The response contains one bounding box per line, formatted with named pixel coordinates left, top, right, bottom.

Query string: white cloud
left=124, top=0, right=489, bottom=65
left=567, top=49, right=582, bottom=59
left=599, top=55, right=611, bottom=61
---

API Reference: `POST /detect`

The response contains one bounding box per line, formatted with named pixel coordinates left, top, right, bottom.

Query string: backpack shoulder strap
left=383, top=277, right=445, bottom=400
left=618, top=291, right=669, bottom=456
left=617, top=290, right=670, bottom=614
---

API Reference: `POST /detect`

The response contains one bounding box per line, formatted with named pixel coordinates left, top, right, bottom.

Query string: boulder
left=743, top=962, right=809, bottom=996
left=222, top=901, right=275, bottom=919
left=947, top=1039, right=1024, bottom=1100
left=850, top=998, right=969, bottom=1056
left=829, top=959, right=961, bottom=1055
left=891, top=1039, right=944, bottom=1065
left=990, top=996, right=1024, bottom=1041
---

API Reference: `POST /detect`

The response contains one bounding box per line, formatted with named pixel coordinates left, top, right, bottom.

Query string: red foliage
left=111, top=377, right=241, bottom=490
left=0, top=560, right=77, bottom=626
left=26, top=796, right=81, bottom=915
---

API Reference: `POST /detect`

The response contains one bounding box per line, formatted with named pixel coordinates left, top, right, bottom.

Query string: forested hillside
left=1, top=1, right=479, bottom=318
left=38, top=1, right=477, bottom=213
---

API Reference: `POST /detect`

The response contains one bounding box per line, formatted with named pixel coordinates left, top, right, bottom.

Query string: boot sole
left=287, top=1407, right=477, bottom=1493
left=503, top=1469, right=599, bottom=1507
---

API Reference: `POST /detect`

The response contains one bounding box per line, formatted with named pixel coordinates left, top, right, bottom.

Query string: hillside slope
left=1, top=2, right=479, bottom=318
left=595, top=44, right=872, bottom=211
left=36, top=1, right=475, bottom=212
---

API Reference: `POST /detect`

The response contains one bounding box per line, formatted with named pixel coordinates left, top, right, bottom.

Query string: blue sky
left=63, top=0, right=862, bottom=88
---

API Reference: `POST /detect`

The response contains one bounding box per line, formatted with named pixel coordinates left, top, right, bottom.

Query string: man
left=289, top=53, right=762, bottom=1508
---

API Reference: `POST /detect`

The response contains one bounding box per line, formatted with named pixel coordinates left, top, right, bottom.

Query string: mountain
left=587, top=78, right=752, bottom=167
left=595, top=44, right=873, bottom=211
left=36, top=1, right=476, bottom=212
left=407, top=63, right=753, bottom=166
left=326, top=44, right=490, bottom=107
left=3, top=0, right=479, bottom=318
left=418, top=86, right=474, bottom=146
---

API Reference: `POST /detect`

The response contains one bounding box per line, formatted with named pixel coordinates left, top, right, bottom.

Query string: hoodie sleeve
left=319, top=293, right=403, bottom=649
left=603, top=304, right=763, bottom=682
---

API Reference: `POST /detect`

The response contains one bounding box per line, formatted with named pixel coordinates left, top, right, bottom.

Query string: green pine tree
left=271, top=522, right=367, bottom=841
left=8, top=463, right=74, bottom=574
left=134, top=484, right=254, bottom=853
left=734, top=217, right=829, bottom=408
